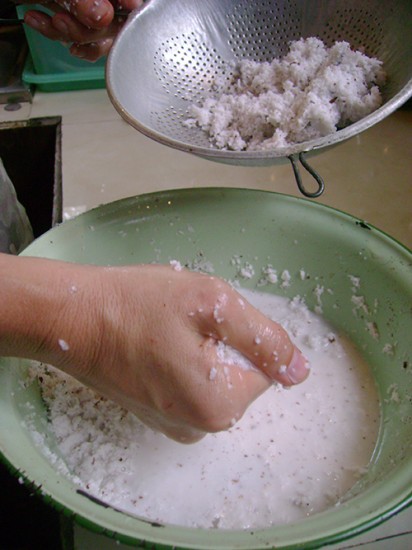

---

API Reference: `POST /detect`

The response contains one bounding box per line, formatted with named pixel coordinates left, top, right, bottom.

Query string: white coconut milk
left=32, top=289, right=380, bottom=529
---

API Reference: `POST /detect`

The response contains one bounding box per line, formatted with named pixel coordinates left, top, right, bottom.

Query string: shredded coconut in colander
left=185, top=37, right=386, bottom=151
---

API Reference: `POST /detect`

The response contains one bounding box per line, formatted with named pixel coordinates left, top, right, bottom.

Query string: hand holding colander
left=107, top=0, right=412, bottom=197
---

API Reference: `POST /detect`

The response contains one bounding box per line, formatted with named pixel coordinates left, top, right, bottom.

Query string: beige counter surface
left=4, top=89, right=411, bottom=249
left=1, top=89, right=411, bottom=549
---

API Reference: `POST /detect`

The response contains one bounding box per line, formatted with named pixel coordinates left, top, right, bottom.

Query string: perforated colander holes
left=152, top=107, right=213, bottom=146
left=322, top=7, right=387, bottom=56
left=152, top=106, right=185, bottom=135
left=226, top=2, right=301, bottom=61
left=153, top=32, right=231, bottom=102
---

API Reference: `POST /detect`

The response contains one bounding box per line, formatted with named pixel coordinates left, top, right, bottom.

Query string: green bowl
left=1, top=188, right=411, bottom=549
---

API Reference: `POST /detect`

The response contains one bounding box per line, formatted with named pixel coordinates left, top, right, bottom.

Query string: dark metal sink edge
left=0, top=116, right=62, bottom=237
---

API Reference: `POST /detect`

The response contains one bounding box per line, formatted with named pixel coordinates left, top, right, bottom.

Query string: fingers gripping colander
left=107, top=0, right=412, bottom=197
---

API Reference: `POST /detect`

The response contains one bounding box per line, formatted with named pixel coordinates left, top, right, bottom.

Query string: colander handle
left=288, top=153, right=325, bottom=198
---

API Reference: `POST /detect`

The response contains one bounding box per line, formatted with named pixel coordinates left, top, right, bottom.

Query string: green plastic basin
left=1, top=188, right=411, bottom=549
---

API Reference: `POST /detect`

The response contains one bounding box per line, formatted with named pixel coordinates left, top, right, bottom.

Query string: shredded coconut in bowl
left=26, top=289, right=380, bottom=530
left=184, top=37, right=386, bottom=151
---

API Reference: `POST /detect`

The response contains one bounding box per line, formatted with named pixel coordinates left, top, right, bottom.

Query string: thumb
left=56, top=0, right=114, bottom=29
left=117, top=0, right=145, bottom=10
left=202, top=286, right=310, bottom=387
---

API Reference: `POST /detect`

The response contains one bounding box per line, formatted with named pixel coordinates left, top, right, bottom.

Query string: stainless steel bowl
left=107, top=0, right=412, bottom=195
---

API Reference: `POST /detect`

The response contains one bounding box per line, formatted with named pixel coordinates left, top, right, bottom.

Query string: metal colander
left=107, top=0, right=412, bottom=196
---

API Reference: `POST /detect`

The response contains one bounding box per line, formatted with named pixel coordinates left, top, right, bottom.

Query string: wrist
left=0, top=253, right=104, bottom=377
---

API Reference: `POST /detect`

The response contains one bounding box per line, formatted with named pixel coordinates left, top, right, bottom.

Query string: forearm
left=0, top=253, right=102, bottom=375
left=0, top=254, right=309, bottom=442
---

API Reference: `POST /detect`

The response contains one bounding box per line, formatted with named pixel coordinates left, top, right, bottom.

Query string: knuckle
left=189, top=398, right=240, bottom=434
left=191, top=276, right=231, bottom=315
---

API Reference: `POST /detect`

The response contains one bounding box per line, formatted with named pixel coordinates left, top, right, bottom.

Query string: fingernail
left=53, top=17, right=70, bottom=35
left=284, top=347, right=311, bottom=385
left=24, top=13, right=45, bottom=30
left=70, top=45, right=86, bottom=58
left=87, top=0, right=112, bottom=24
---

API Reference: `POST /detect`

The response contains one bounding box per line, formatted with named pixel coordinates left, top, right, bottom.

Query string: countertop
left=1, top=90, right=411, bottom=549
left=3, top=90, right=412, bottom=250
